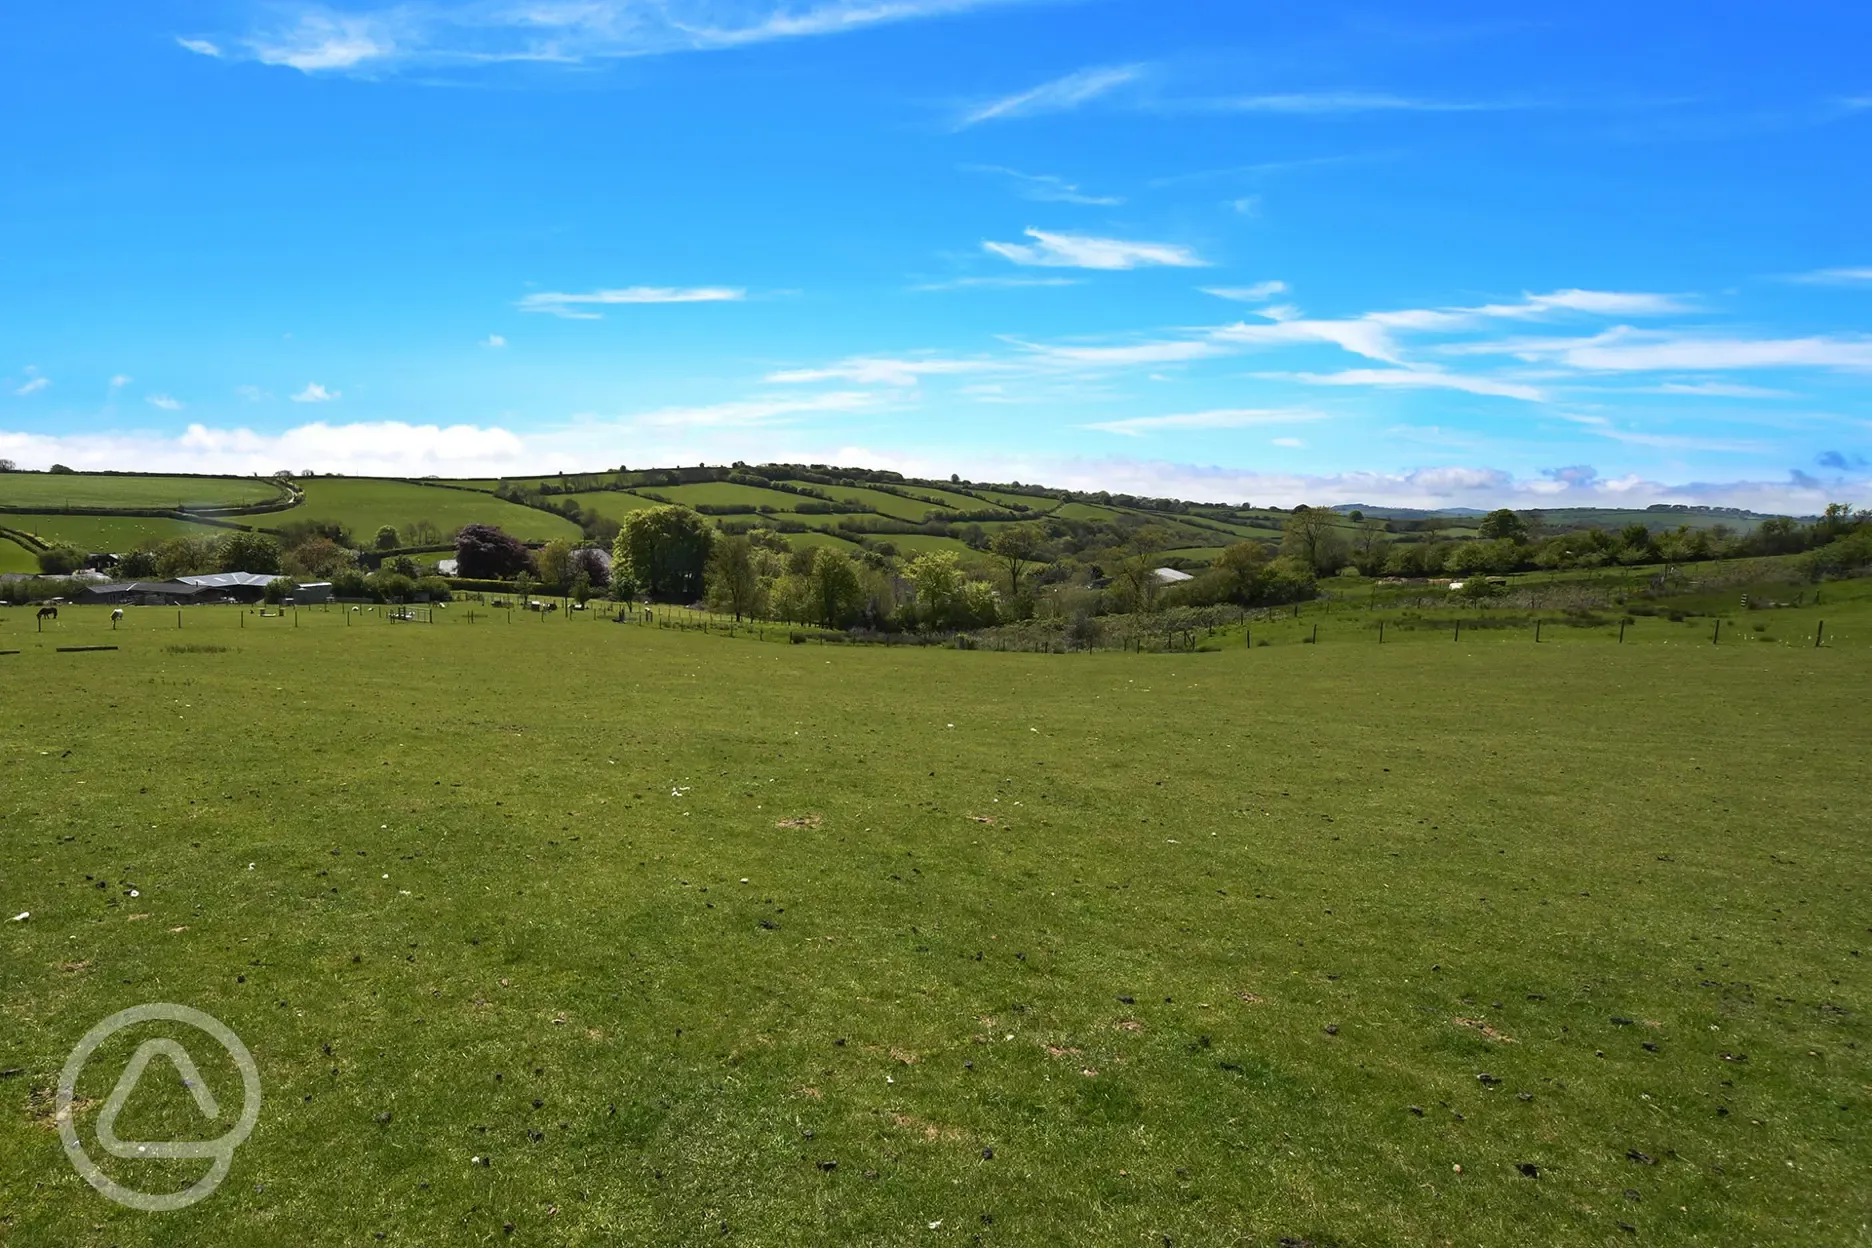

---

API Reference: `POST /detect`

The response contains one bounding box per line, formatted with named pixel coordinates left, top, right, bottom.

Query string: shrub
left=416, top=576, right=453, bottom=602
left=37, top=544, right=86, bottom=575
left=263, top=577, right=295, bottom=604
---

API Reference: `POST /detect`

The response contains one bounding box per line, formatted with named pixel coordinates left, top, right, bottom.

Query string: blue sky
left=2, top=0, right=1869, bottom=510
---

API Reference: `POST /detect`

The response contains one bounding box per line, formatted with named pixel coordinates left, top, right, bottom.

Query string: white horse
left=110, top=608, right=124, bottom=625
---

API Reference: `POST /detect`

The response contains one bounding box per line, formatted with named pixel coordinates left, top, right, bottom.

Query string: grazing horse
left=110, top=608, right=124, bottom=625
left=36, top=606, right=57, bottom=623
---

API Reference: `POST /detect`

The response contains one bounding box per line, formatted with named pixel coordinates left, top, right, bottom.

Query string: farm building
left=294, top=581, right=333, bottom=604
left=179, top=571, right=276, bottom=602
left=1152, top=567, right=1195, bottom=585
left=77, top=581, right=212, bottom=606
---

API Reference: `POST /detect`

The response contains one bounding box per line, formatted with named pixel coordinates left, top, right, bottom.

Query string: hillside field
left=0, top=475, right=286, bottom=512
left=0, top=602, right=1865, bottom=1245
left=292, top=479, right=582, bottom=544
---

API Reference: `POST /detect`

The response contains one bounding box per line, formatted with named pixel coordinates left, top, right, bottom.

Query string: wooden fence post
left=1815, top=619, right=1824, bottom=648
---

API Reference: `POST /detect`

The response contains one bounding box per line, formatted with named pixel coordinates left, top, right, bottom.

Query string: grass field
left=0, top=514, right=247, bottom=553
left=0, top=475, right=286, bottom=511
left=648, top=483, right=826, bottom=513
left=0, top=598, right=1865, bottom=1246
left=290, top=479, right=582, bottom=543
left=555, top=492, right=664, bottom=524
left=0, top=536, right=40, bottom=574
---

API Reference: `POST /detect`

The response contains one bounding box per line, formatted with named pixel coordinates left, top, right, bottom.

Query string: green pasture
left=1, top=597, right=1866, bottom=1246
left=0, top=513, right=241, bottom=553
left=648, top=482, right=823, bottom=512
left=290, top=479, right=581, bottom=543
left=776, top=528, right=863, bottom=551
left=0, top=474, right=286, bottom=511
left=969, top=489, right=1057, bottom=513
left=860, top=532, right=981, bottom=557
left=555, top=491, right=663, bottom=524
left=0, top=536, right=39, bottom=574
left=811, top=485, right=955, bottom=522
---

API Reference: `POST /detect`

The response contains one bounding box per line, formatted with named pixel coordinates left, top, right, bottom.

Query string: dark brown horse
left=36, top=606, right=57, bottom=622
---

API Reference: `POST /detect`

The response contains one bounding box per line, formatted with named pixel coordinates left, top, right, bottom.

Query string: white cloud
left=1649, top=380, right=1795, bottom=398
left=1203, top=281, right=1288, bottom=302
left=1364, top=288, right=1690, bottom=331
left=197, top=0, right=1041, bottom=76
left=962, top=164, right=1122, bottom=205
left=517, top=286, right=746, bottom=318
left=984, top=228, right=1206, bottom=270
left=1209, top=317, right=1406, bottom=365
left=291, top=382, right=340, bottom=403
left=768, top=355, right=998, bottom=386
left=1270, top=437, right=1307, bottom=448
left=1787, top=266, right=1872, bottom=285
left=1265, top=366, right=1545, bottom=402
left=481, top=334, right=508, bottom=348
left=13, top=377, right=50, bottom=396
left=1189, top=92, right=1504, bottom=114
left=146, top=394, right=183, bottom=410
left=1018, top=338, right=1224, bottom=368
left=629, top=391, right=882, bottom=428
left=957, top=64, right=1141, bottom=128
left=1472, top=329, right=1872, bottom=373
left=909, top=276, right=1081, bottom=292
left=1084, top=407, right=1326, bottom=437
left=109, top=374, right=131, bottom=389
left=0, top=420, right=532, bottom=477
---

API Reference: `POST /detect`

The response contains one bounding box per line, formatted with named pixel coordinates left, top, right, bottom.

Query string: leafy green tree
left=1477, top=508, right=1530, bottom=543
left=1213, top=540, right=1269, bottom=603
left=374, top=524, right=401, bottom=551
left=387, top=555, right=419, bottom=579
left=570, top=570, right=593, bottom=606
left=36, top=544, right=86, bottom=575
left=906, top=550, right=965, bottom=625
left=213, top=531, right=282, bottom=574
left=1281, top=507, right=1350, bottom=574
left=989, top=525, right=1043, bottom=597
left=807, top=547, right=862, bottom=627
left=154, top=536, right=217, bottom=580
left=535, top=537, right=578, bottom=592
left=283, top=536, right=351, bottom=579
left=263, top=577, right=295, bottom=604
left=614, top=505, right=714, bottom=601
left=118, top=546, right=159, bottom=579
left=706, top=534, right=761, bottom=621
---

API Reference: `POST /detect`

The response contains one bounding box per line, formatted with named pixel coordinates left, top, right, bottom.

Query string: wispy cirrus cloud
left=1263, top=366, right=1545, bottom=402
left=291, top=382, right=340, bottom=403
left=962, top=164, right=1121, bottom=205
left=1786, top=266, right=1872, bottom=285
left=1455, top=328, right=1872, bottom=373
left=1203, top=280, right=1288, bottom=302
left=956, top=64, right=1142, bottom=128
left=985, top=228, right=1205, bottom=270
left=908, top=275, right=1081, bottom=293
left=1084, top=407, right=1326, bottom=437
left=1173, top=91, right=1513, bottom=115
left=179, top=0, right=1041, bottom=75
left=146, top=394, right=184, bottom=410
left=630, top=390, right=882, bottom=428
left=13, top=376, right=50, bottom=397
left=768, top=355, right=1001, bottom=386
left=518, top=286, right=746, bottom=319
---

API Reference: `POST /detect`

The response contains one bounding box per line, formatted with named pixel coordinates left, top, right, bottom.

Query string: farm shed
left=180, top=571, right=276, bottom=602
left=77, top=580, right=212, bottom=606
left=1152, top=567, right=1195, bottom=584
left=294, top=581, right=333, bottom=604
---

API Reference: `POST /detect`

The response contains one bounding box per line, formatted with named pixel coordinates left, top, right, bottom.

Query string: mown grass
left=0, top=605, right=1865, bottom=1246
left=0, top=536, right=38, bottom=574
left=290, top=479, right=581, bottom=543
left=0, top=474, right=285, bottom=511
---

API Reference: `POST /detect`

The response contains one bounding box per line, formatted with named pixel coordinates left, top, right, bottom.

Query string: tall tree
left=374, top=524, right=402, bottom=551
left=807, top=547, right=862, bottom=628
left=613, top=506, right=714, bottom=601
left=1281, top=507, right=1350, bottom=574
left=1477, top=508, right=1530, bottom=543
left=989, top=525, right=1044, bottom=597
left=214, top=531, right=282, bottom=575
left=706, top=534, right=760, bottom=621
left=535, top=538, right=578, bottom=592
